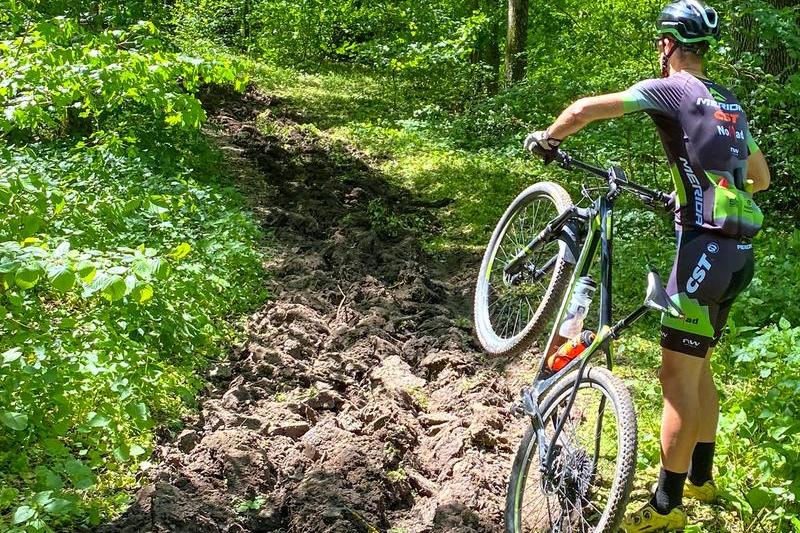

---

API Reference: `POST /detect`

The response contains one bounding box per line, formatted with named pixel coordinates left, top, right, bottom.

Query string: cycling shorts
left=660, top=230, right=754, bottom=357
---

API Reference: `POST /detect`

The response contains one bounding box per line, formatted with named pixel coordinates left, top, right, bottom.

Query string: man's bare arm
left=747, top=150, right=770, bottom=193
left=547, top=93, right=627, bottom=140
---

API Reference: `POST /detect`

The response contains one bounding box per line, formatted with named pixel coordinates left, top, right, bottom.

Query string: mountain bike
left=473, top=149, right=682, bottom=532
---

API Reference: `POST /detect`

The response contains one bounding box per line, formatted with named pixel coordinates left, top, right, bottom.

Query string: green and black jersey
left=622, top=72, right=763, bottom=238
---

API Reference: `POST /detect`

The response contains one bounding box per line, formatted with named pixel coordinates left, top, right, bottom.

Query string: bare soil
left=99, top=85, right=536, bottom=533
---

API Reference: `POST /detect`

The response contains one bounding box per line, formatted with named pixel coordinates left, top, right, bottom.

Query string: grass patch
left=246, top=60, right=800, bottom=531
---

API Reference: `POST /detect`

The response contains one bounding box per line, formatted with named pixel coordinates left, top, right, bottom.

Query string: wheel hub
left=541, top=445, right=594, bottom=501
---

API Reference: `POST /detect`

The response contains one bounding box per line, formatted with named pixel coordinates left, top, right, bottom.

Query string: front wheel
left=505, top=367, right=637, bottom=533
left=474, top=181, right=574, bottom=357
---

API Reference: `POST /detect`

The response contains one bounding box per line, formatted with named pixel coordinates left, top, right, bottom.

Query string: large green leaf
left=1, top=411, right=29, bottom=431
left=87, top=412, right=110, bottom=428
left=48, top=265, right=76, bottom=292
left=14, top=264, right=42, bottom=290
left=129, top=444, right=146, bottom=457
left=132, top=283, right=154, bottom=303
left=101, top=274, right=127, bottom=301
left=169, top=242, right=191, bottom=260
left=64, top=460, right=95, bottom=490
left=2, top=347, right=22, bottom=364
left=12, top=505, right=35, bottom=524
left=75, top=261, right=97, bottom=283
left=152, top=258, right=171, bottom=280
left=43, top=498, right=73, bottom=515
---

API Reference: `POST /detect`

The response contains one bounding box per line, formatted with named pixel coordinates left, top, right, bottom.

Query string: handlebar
left=550, top=149, right=672, bottom=210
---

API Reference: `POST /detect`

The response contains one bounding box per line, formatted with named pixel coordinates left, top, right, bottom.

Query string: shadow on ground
left=95, top=85, right=528, bottom=533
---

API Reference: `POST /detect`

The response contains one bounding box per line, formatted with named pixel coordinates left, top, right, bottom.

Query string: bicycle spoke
left=517, top=382, right=624, bottom=533
left=501, top=303, right=515, bottom=336
left=483, top=193, right=565, bottom=343
left=532, top=196, right=541, bottom=231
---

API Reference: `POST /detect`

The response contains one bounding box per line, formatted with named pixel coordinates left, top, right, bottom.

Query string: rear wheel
left=505, top=367, right=637, bottom=533
left=474, top=182, right=574, bottom=357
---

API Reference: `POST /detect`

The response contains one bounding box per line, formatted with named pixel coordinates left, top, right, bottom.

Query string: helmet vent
left=657, top=0, right=720, bottom=43
left=686, top=0, right=718, bottom=29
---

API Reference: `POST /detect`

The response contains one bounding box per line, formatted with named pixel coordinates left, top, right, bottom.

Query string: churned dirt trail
left=100, top=85, right=537, bottom=533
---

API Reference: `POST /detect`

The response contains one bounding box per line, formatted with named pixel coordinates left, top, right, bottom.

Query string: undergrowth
left=249, top=61, right=800, bottom=532
left=0, top=10, right=265, bottom=531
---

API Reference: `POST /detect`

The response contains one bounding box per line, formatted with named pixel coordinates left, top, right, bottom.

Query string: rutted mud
left=100, top=86, right=533, bottom=533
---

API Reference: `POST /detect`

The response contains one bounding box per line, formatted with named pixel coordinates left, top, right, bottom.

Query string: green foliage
left=0, top=6, right=264, bottom=532
left=715, top=0, right=800, bottom=216
left=715, top=320, right=800, bottom=530
left=173, top=0, right=499, bottom=108
left=0, top=139, right=265, bottom=531
left=235, top=495, right=266, bottom=514
left=730, top=228, right=800, bottom=329
left=0, top=0, right=172, bottom=31
left=0, top=16, right=246, bottom=140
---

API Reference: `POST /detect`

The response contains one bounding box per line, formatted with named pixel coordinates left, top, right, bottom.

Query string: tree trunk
left=732, top=0, right=799, bottom=81
left=242, top=0, right=252, bottom=48
left=469, top=0, right=481, bottom=64
left=470, top=0, right=502, bottom=94
left=485, top=9, right=501, bottom=94
left=505, top=0, right=529, bottom=84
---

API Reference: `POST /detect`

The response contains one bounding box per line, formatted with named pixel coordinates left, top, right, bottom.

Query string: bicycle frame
left=514, top=152, right=672, bottom=476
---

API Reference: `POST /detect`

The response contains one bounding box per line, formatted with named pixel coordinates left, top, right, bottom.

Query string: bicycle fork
left=512, top=294, right=659, bottom=479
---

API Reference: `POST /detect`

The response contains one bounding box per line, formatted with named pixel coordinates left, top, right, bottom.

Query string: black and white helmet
left=657, top=0, right=720, bottom=44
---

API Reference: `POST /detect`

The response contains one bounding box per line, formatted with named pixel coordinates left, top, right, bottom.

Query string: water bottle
left=547, top=330, right=596, bottom=372
left=558, top=276, right=596, bottom=338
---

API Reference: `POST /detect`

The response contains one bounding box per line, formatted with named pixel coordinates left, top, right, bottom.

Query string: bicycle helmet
left=657, top=0, right=720, bottom=44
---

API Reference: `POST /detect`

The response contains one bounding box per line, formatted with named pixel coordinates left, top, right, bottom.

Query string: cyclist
left=524, top=0, right=770, bottom=530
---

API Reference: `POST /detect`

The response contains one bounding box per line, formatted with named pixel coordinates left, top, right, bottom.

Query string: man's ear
left=664, top=38, right=675, bottom=56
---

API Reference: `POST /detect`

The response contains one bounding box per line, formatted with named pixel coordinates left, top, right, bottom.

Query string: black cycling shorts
left=660, top=230, right=754, bottom=357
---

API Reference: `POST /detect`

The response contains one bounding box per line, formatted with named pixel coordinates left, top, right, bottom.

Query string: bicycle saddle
left=644, top=270, right=683, bottom=317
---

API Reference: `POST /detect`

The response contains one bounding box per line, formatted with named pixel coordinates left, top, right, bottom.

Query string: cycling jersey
left=622, top=72, right=763, bottom=238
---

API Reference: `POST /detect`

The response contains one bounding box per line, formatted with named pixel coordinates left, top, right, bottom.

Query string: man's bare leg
left=660, top=347, right=706, bottom=471
left=648, top=347, right=706, bottom=514
left=688, top=348, right=718, bottom=486
left=696, top=348, right=718, bottom=442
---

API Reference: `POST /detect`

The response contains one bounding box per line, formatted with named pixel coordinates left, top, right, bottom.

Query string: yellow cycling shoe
left=649, top=479, right=718, bottom=504
left=621, top=502, right=687, bottom=532
left=683, top=480, right=718, bottom=503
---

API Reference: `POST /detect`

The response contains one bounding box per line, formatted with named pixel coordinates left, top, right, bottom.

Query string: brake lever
left=580, top=182, right=594, bottom=202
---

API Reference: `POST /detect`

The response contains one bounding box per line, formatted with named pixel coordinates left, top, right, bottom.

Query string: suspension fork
left=502, top=206, right=587, bottom=278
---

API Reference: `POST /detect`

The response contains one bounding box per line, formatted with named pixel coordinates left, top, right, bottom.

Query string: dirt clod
left=99, top=84, right=523, bottom=533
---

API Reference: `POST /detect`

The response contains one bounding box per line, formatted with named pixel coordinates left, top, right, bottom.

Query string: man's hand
left=664, top=190, right=677, bottom=211
left=524, top=130, right=561, bottom=164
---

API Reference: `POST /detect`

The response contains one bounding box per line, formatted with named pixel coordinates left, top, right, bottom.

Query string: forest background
left=0, top=0, right=798, bottom=531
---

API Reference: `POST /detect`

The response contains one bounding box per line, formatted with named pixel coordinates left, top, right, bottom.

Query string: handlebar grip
left=660, top=191, right=676, bottom=211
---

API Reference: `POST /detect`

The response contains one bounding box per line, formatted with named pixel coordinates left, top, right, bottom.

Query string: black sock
left=649, top=468, right=687, bottom=514
left=688, top=441, right=716, bottom=486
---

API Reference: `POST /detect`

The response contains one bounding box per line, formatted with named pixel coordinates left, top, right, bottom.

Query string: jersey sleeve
left=745, top=129, right=761, bottom=155
left=621, top=77, right=684, bottom=116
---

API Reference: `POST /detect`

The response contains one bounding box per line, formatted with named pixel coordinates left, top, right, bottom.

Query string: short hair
left=660, top=34, right=709, bottom=58
left=678, top=41, right=710, bottom=57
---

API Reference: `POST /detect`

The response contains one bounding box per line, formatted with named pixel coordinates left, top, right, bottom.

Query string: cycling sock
left=650, top=468, right=687, bottom=514
left=688, top=441, right=716, bottom=485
